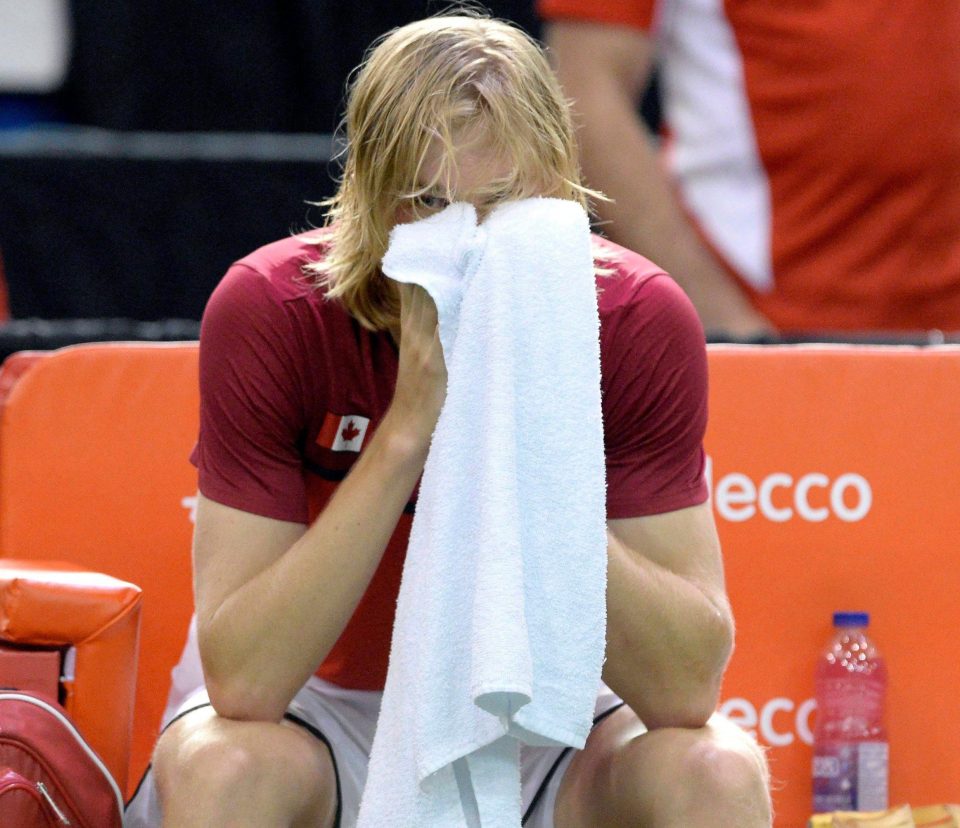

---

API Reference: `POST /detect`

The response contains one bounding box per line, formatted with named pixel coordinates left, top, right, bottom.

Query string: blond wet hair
left=306, top=12, right=600, bottom=331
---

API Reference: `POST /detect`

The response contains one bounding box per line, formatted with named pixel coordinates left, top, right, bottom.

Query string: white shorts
left=124, top=676, right=626, bottom=828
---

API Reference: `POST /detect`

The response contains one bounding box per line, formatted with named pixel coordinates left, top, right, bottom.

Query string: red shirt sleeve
left=601, top=273, right=709, bottom=519
left=191, top=263, right=313, bottom=523
left=537, top=0, right=655, bottom=30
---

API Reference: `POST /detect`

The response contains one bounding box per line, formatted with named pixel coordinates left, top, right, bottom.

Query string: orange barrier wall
left=707, top=345, right=960, bottom=826
left=0, top=343, right=200, bottom=795
left=2, top=342, right=958, bottom=820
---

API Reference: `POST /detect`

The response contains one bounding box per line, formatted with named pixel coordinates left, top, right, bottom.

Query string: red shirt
left=193, top=232, right=709, bottom=689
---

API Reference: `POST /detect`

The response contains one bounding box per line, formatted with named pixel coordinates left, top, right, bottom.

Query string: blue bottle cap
left=833, top=611, right=869, bottom=627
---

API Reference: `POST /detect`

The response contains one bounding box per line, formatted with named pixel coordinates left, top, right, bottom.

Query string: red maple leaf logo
left=341, top=420, right=361, bottom=442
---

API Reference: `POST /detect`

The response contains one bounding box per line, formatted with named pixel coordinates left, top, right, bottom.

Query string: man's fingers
left=399, top=283, right=438, bottom=327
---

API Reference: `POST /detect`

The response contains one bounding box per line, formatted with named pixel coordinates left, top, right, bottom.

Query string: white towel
left=357, top=198, right=608, bottom=828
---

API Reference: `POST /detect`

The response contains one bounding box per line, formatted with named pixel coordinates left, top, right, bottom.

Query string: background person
left=539, top=1, right=960, bottom=337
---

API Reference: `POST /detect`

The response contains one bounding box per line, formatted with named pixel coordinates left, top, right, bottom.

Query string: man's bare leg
left=152, top=707, right=338, bottom=828
left=555, top=707, right=771, bottom=827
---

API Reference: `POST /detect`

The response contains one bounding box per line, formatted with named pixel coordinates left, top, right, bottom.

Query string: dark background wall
left=0, top=132, right=337, bottom=321
left=58, top=1, right=542, bottom=135
left=0, top=1, right=666, bottom=343
left=0, top=2, right=544, bottom=329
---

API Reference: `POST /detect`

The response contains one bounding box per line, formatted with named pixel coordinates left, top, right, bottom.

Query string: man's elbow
left=684, top=602, right=736, bottom=722
left=196, top=617, right=291, bottom=722
left=640, top=613, right=734, bottom=730
left=642, top=673, right=724, bottom=731
left=204, top=672, right=288, bottom=724
left=710, top=602, right=736, bottom=679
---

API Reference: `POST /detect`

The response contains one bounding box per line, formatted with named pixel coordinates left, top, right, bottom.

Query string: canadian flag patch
left=316, top=412, right=370, bottom=453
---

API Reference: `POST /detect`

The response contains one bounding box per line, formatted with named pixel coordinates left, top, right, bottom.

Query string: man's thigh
left=520, top=685, right=627, bottom=828
left=126, top=680, right=381, bottom=828
left=123, top=705, right=336, bottom=827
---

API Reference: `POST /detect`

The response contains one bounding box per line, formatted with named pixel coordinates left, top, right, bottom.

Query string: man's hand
left=390, top=283, right=447, bottom=448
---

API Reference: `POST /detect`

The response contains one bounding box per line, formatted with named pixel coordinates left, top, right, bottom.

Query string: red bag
left=0, top=691, right=123, bottom=827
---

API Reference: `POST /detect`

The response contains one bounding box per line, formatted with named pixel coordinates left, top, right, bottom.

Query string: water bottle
left=812, top=611, right=889, bottom=813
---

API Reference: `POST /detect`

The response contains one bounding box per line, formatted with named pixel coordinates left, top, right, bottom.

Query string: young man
left=126, top=14, right=771, bottom=827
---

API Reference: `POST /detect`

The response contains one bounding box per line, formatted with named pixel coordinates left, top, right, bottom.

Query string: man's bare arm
left=603, top=502, right=734, bottom=730
left=193, top=285, right=445, bottom=723
left=192, top=427, right=424, bottom=723
left=545, top=20, right=772, bottom=337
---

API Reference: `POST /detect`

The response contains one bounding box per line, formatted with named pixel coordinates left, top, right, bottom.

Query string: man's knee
left=676, top=722, right=770, bottom=805
left=154, top=720, right=263, bottom=799
left=152, top=710, right=337, bottom=821
left=604, top=715, right=771, bottom=826
left=652, top=715, right=772, bottom=825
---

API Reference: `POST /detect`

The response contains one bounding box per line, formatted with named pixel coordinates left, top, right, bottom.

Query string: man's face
left=394, top=128, right=518, bottom=226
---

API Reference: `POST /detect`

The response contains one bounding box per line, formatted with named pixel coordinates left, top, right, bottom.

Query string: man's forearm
left=602, top=529, right=734, bottom=730
left=198, top=414, right=429, bottom=722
